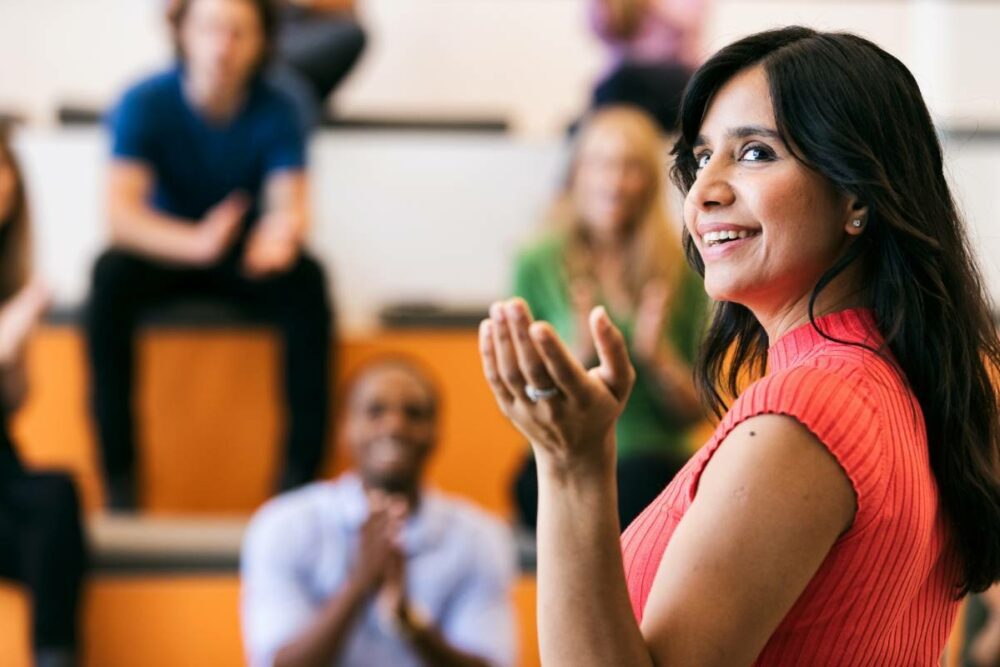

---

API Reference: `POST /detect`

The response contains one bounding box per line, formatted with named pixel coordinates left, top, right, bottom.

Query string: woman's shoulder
left=740, top=355, right=882, bottom=423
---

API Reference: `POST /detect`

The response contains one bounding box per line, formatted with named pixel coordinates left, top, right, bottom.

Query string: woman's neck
left=754, top=265, right=868, bottom=344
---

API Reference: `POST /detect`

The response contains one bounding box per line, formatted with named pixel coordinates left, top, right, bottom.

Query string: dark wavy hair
left=671, top=27, right=1000, bottom=595
left=167, top=0, right=279, bottom=76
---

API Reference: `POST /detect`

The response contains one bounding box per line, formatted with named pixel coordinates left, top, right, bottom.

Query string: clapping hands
left=479, top=298, right=635, bottom=478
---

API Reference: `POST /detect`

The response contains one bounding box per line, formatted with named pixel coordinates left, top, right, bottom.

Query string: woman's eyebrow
left=693, top=125, right=782, bottom=148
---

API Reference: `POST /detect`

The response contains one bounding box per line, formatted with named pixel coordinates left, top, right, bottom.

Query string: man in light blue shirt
left=241, top=358, right=517, bottom=667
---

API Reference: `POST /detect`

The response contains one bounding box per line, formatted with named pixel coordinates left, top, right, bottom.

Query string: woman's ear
left=845, top=196, right=870, bottom=236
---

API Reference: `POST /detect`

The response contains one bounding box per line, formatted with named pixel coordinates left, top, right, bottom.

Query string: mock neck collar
left=768, top=308, right=881, bottom=371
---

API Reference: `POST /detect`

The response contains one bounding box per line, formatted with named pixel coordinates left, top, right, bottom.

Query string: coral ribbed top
left=620, top=308, right=961, bottom=665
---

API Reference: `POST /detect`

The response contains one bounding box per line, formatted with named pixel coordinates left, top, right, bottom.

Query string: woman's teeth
left=703, top=230, right=759, bottom=247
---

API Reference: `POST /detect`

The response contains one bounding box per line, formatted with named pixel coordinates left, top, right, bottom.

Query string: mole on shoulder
left=749, top=431, right=756, bottom=437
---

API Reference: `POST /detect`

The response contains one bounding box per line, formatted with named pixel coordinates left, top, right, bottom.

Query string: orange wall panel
left=11, top=326, right=525, bottom=518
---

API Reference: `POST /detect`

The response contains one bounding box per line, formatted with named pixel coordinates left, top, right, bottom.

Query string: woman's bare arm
left=481, top=298, right=855, bottom=666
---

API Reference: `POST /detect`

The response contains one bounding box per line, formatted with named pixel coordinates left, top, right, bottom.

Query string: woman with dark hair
left=481, top=26, right=1000, bottom=665
left=0, top=132, right=87, bottom=667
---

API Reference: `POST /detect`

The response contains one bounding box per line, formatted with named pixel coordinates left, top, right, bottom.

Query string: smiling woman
left=480, top=26, right=1000, bottom=667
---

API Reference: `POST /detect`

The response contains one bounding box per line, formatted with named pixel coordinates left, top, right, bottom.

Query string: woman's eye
left=695, top=153, right=711, bottom=170
left=741, top=144, right=773, bottom=162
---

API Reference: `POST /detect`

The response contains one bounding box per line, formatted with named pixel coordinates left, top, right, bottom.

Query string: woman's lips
left=698, top=231, right=761, bottom=261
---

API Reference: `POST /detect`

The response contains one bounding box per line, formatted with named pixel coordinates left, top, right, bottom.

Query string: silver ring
left=525, top=383, right=560, bottom=402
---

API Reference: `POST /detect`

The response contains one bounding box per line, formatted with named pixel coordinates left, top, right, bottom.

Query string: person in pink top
left=589, top=0, right=708, bottom=131
left=480, top=26, right=1000, bottom=666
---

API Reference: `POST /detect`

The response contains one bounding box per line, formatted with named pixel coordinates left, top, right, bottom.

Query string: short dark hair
left=167, top=0, right=279, bottom=75
left=672, top=26, right=1000, bottom=596
left=344, top=356, right=442, bottom=420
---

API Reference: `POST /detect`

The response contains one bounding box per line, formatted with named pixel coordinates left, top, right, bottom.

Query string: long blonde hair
left=0, top=130, right=31, bottom=303
left=551, top=105, right=685, bottom=311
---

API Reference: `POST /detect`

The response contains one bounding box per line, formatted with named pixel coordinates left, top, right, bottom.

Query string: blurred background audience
left=588, top=0, right=707, bottom=131
left=168, top=0, right=367, bottom=131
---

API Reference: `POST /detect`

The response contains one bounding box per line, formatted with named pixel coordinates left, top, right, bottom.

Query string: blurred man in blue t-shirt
left=86, top=0, right=334, bottom=510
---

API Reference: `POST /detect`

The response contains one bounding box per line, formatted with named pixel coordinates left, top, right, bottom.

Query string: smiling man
left=241, top=358, right=518, bottom=667
left=86, top=0, right=334, bottom=510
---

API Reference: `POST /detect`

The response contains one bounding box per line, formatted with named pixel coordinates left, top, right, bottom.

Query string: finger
left=368, top=489, right=389, bottom=514
left=590, top=306, right=635, bottom=402
left=529, top=320, right=590, bottom=397
left=479, top=319, right=514, bottom=405
left=224, top=190, right=251, bottom=211
left=505, top=299, right=557, bottom=392
left=386, top=496, right=408, bottom=520
left=490, top=301, right=528, bottom=400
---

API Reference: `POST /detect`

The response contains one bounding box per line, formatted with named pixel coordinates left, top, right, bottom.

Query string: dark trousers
left=593, top=61, right=693, bottom=133
left=85, top=249, right=334, bottom=502
left=513, top=450, right=685, bottom=532
left=0, top=468, right=87, bottom=650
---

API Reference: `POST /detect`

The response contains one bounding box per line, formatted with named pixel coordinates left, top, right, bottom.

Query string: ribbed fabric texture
left=620, top=308, right=961, bottom=665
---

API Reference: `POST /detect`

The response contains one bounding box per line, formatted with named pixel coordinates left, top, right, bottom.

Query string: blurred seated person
left=971, top=585, right=1000, bottom=666
left=87, top=0, right=334, bottom=510
left=0, top=132, right=87, bottom=667
left=241, top=358, right=517, bottom=667
left=168, top=0, right=367, bottom=130
left=512, top=106, right=706, bottom=529
left=589, top=0, right=708, bottom=131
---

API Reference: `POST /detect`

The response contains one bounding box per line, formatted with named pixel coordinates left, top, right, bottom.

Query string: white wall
left=13, top=128, right=569, bottom=332
left=2, top=1, right=999, bottom=134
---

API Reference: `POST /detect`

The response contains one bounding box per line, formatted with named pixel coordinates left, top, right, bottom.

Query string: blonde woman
left=511, top=106, right=706, bottom=528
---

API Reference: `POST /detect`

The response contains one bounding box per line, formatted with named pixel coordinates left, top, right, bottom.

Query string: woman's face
left=0, top=148, right=16, bottom=224
left=684, top=66, right=860, bottom=314
left=573, top=125, right=651, bottom=240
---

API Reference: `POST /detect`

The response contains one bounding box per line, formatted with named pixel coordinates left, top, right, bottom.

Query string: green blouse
left=512, top=234, right=708, bottom=459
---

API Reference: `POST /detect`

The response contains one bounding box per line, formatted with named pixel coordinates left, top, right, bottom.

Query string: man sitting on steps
left=241, top=358, right=518, bottom=667
left=86, top=0, right=335, bottom=510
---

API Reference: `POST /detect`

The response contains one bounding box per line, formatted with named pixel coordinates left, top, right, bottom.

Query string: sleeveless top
left=621, top=309, right=961, bottom=665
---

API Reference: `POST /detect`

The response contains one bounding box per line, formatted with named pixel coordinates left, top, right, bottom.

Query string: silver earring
left=852, top=219, right=863, bottom=228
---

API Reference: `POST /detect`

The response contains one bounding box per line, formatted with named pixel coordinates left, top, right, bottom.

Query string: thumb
left=590, top=306, right=634, bottom=402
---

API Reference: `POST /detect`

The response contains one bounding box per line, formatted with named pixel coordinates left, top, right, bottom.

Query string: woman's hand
left=479, top=298, right=635, bottom=479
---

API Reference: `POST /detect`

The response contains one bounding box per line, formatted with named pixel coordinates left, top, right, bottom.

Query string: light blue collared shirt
left=240, top=474, right=518, bottom=667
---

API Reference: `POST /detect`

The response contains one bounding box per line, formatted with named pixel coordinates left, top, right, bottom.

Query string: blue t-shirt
left=108, top=67, right=306, bottom=225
